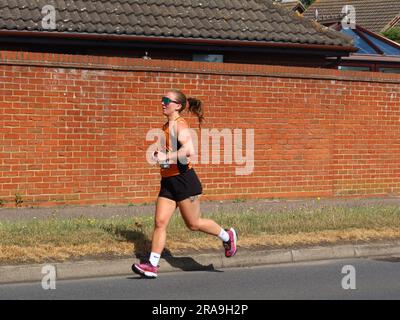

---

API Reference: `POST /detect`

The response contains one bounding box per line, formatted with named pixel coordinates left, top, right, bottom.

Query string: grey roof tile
left=2, top=7, right=13, bottom=20
left=0, top=0, right=353, bottom=47
left=81, top=0, right=94, bottom=12
left=121, top=2, right=133, bottom=14
left=130, top=3, right=143, bottom=15
left=128, top=14, right=139, bottom=25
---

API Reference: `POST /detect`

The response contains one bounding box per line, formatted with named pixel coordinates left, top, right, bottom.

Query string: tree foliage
left=301, top=0, right=316, bottom=7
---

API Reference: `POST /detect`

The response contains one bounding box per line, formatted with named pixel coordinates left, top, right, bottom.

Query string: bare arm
left=156, top=121, right=194, bottom=163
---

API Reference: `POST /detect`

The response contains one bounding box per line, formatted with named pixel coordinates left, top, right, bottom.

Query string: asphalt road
left=1, top=257, right=399, bottom=300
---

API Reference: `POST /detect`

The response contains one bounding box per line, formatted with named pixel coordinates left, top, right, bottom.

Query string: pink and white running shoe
left=223, top=227, right=238, bottom=258
left=132, top=262, right=158, bottom=278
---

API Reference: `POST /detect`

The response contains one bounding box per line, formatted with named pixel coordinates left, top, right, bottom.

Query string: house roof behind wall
left=0, top=0, right=353, bottom=49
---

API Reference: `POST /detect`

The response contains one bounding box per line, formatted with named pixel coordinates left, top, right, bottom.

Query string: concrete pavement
left=1, top=240, right=400, bottom=285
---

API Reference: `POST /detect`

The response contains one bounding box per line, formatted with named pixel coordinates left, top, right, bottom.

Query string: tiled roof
left=304, top=0, right=400, bottom=33
left=0, top=0, right=353, bottom=48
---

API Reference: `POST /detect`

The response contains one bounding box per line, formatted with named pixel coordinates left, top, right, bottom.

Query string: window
left=338, top=66, right=371, bottom=71
left=193, top=54, right=224, bottom=63
left=379, top=68, right=400, bottom=74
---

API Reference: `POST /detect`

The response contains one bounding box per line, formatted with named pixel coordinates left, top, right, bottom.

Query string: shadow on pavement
left=113, top=228, right=222, bottom=275
left=162, top=248, right=222, bottom=273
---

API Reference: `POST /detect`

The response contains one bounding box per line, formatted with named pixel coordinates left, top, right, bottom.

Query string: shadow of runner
left=162, top=248, right=222, bottom=272
left=114, top=228, right=221, bottom=273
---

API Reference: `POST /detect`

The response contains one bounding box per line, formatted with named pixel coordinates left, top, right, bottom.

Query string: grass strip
left=0, top=205, right=399, bottom=264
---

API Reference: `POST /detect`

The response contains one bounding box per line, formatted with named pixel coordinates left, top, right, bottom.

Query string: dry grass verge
left=1, top=204, right=399, bottom=264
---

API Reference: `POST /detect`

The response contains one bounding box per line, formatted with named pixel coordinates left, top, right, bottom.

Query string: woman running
left=132, top=89, right=237, bottom=278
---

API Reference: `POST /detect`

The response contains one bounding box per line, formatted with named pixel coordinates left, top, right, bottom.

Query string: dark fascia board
left=340, top=54, right=400, bottom=63
left=0, top=30, right=357, bottom=54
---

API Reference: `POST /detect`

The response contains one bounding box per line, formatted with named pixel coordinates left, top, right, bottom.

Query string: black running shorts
left=158, top=168, right=203, bottom=202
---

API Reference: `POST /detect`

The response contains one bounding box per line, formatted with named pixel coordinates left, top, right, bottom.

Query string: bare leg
left=151, top=197, right=177, bottom=254
left=177, top=196, right=222, bottom=236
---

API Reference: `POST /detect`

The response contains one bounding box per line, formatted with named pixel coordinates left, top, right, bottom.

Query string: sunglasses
left=161, top=96, right=180, bottom=105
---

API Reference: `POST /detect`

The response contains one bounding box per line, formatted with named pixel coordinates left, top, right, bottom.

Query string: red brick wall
left=1, top=50, right=400, bottom=207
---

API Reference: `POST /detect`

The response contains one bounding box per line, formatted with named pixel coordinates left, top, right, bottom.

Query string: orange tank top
left=160, top=117, right=192, bottom=178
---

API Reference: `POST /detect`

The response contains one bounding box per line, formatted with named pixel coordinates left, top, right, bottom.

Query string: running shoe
left=223, top=227, right=238, bottom=258
left=132, top=262, right=158, bottom=278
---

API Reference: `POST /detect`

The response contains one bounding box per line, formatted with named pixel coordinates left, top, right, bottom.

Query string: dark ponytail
left=168, top=89, right=205, bottom=126
left=187, top=97, right=204, bottom=125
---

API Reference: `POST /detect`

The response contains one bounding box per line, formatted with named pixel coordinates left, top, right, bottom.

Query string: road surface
left=1, top=256, right=399, bottom=300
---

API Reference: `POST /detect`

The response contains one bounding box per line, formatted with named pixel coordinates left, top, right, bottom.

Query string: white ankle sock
left=149, top=252, right=161, bottom=267
left=218, top=228, right=230, bottom=242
